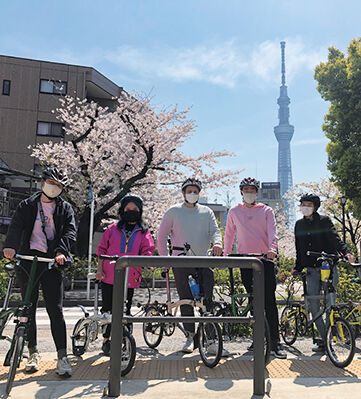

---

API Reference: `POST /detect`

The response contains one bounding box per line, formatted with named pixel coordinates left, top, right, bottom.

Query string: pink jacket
left=224, top=203, right=278, bottom=255
left=96, top=223, right=155, bottom=287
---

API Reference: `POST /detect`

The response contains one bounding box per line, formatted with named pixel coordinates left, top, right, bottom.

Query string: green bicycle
left=0, top=254, right=58, bottom=395
left=280, top=251, right=355, bottom=368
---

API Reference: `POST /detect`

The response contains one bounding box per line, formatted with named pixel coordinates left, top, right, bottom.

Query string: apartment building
left=0, top=54, right=124, bottom=173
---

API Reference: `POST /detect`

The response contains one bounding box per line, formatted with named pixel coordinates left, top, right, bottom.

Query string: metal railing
left=105, top=255, right=265, bottom=397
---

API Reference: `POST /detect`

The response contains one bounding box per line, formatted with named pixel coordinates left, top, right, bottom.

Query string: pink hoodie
left=224, top=203, right=278, bottom=256
left=96, top=223, right=155, bottom=287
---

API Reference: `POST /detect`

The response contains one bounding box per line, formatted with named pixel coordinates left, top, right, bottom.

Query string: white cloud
left=104, top=37, right=328, bottom=88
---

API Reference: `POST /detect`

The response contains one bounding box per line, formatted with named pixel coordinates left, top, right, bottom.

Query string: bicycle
left=336, top=262, right=361, bottom=338
left=212, top=254, right=271, bottom=365
left=280, top=251, right=355, bottom=368
left=0, top=254, right=59, bottom=395
left=142, top=243, right=223, bottom=368
left=71, top=272, right=136, bottom=376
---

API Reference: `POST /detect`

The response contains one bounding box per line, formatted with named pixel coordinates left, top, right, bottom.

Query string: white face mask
left=300, top=206, right=313, bottom=217
left=42, top=182, right=63, bottom=199
left=243, top=192, right=257, bottom=205
left=185, top=193, right=199, bottom=204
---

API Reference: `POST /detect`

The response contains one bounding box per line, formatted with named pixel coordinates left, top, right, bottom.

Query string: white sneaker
left=56, top=356, right=72, bottom=377
left=182, top=335, right=194, bottom=353
left=207, top=342, right=229, bottom=357
left=25, top=352, right=40, bottom=372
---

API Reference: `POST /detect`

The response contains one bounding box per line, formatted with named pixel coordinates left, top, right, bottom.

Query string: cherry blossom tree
left=31, top=92, right=240, bottom=254
left=284, top=178, right=361, bottom=255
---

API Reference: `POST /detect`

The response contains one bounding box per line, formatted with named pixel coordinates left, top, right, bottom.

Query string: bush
left=336, top=261, right=361, bottom=303
left=0, top=257, right=11, bottom=300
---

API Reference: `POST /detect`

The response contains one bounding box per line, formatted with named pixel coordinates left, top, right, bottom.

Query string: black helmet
left=42, top=167, right=69, bottom=187
left=239, top=177, right=260, bottom=191
left=181, top=178, right=202, bottom=192
left=118, top=194, right=143, bottom=216
left=300, top=193, right=321, bottom=210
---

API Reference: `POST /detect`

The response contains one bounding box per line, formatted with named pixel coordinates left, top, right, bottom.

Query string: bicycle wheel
left=197, top=321, right=222, bottom=368
left=6, top=326, right=25, bottom=395
left=297, top=311, right=308, bottom=337
left=121, top=328, right=136, bottom=376
left=142, top=306, right=164, bottom=349
left=71, top=319, right=89, bottom=356
left=280, top=306, right=298, bottom=346
left=325, top=317, right=355, bottom=368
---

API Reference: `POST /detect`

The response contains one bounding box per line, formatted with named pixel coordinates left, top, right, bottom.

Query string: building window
left=37, top=121, right=64, bottom=137
left=40, top=79, right=67, bottom=95
left=2, top=80, right=11, bottom=95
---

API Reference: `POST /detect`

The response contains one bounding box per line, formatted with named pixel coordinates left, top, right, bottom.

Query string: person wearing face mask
left=157, top=178, right=223, bottom=353
left=223, top=177, right=287, bottom=359
left=96, top=194, right=155, bottom=355
left=292, top=193, right=354, bottom=352
left=3, top=166, right=76, bottom=376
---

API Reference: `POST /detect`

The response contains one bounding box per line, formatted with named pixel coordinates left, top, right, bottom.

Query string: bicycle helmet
left=181, top=178, right=202, bottom=192
left=118, top=194, right=144, bottom=216
left=239, top=177, right=260, bottom=191
left=42, top=167, right=69, bottom=187
left=300, top=193, right=321, bottom=210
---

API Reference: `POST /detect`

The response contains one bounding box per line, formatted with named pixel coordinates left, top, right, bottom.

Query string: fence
left=104, top=255, right=266, bottom=397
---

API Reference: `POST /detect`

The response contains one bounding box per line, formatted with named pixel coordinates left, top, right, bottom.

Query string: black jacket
left=4, top=192, right=76, bottom=260
left=294, top=212, right=349, bottom=272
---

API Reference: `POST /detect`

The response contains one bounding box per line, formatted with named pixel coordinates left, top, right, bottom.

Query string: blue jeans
left=306, top=267, right=338, bottom=342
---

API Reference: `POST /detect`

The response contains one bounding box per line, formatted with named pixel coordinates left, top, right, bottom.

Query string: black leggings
left=173, top=267, right=214, bottom=334
left=101, top=282, right=134, bottom=339
left=240, top=259, right=279, bottom=347
left=16, top=256, right=66, bottom=352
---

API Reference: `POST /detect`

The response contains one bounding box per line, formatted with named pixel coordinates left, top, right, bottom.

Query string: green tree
left=315, top=38, right=361, bottom=217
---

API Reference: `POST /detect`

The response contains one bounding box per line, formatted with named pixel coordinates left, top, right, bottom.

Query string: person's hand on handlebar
left=346, top=253, right=355, bottom=263
left=55, top=252, right=67, bottom=266
left=212, top=244, right=223, bottom=256
left=3, top=248, right=15, bottom=260
left=95, top=270, right=105, bottom=280
left=266, top=250, right=277, bottom=260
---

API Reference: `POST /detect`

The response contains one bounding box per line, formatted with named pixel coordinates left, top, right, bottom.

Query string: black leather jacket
left=4, top=192, right=76, bottom=260
left=294, top=212, right=349, bottom=272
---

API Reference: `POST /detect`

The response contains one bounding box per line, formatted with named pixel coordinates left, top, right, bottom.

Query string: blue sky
left=1, top=0, right=360, bottom=203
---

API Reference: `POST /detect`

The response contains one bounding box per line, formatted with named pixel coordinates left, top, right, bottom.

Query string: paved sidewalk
left=1, top=350, right=361, bottom=398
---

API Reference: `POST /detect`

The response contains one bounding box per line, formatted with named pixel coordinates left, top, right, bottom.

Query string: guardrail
left=105, top=255, right=265, bottom=397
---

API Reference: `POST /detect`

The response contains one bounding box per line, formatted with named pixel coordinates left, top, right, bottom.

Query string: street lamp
left=339, top=196, right=347, bottom=243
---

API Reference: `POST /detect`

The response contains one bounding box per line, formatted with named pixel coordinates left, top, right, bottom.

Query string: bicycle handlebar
left=15, top=254, right=55, bottom=263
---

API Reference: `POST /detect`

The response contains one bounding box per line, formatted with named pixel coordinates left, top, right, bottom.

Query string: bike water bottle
left=321, top=261, right=330, bottom=282
left=188, top=275, right=201, bottom=300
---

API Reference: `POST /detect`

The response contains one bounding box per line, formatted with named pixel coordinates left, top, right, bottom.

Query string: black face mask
left=123, top=210, right=140, bottom=223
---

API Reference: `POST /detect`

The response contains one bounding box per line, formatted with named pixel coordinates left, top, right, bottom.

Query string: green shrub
left=336, top=261, right=361, bottom=303
left=0, top=257, right=11, bottom=300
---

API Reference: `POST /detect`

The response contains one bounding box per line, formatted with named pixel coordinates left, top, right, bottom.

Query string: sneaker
left=25, top=352, right=40, bottom=372
left=312, top=343, right=325, bottom=353
left=271, top=343, right=287, bottom=359
left=182, top=335, right=194, bottom=353
left=56, top=357, right=72, bottom=377
left=102, top=340, right=111, bottom=356
left=207, top=342, right=229, bottom=357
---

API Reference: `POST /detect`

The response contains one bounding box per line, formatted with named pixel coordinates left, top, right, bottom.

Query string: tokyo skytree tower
left=274, top=41, right=294, bottom=198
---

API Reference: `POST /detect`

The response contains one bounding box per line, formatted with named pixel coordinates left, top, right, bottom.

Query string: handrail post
left=253, top=259, right=265, bottom=395
left=108, top=259, right=125, bottom=397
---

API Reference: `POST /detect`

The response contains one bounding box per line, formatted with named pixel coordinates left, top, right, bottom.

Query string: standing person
left=223, top=177, right=287, bottom=359
left=157, top=178, right=223, bottom=353
left=292, top=193, right=354, bottom=352
left=96, top=194, right=155, bottom=355
left=3, top=167, right=76, bottom=376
